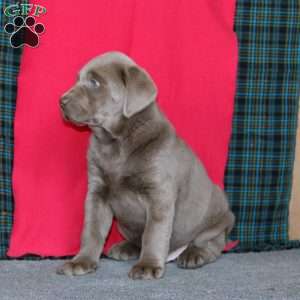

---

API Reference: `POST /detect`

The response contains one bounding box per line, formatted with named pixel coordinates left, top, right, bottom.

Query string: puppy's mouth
left=60, top=107, right=71, bottom=122
left=61, top=108, right=86, bottom=127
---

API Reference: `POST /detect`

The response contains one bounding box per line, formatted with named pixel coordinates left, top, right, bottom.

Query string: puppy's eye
left=88, top=78, right=100, bottom=88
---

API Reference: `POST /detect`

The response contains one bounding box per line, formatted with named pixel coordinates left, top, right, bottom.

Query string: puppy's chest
left=96, top=149, right=150, bottom=196
left=97, top=154, right=148, bottom=227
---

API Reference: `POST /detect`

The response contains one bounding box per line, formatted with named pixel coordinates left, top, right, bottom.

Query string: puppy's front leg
left=128, top=197, right=175, bottom=280
left=57, top=188, right=113, bottom=276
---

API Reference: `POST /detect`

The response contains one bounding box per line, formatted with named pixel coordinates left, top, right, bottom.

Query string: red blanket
left=8, top=0, right=237, bottom=257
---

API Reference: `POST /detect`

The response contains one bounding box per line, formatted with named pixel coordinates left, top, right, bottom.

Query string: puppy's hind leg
left=107, top=240, right=140, bottom=261
left=177, top=211, right=234, bottom=269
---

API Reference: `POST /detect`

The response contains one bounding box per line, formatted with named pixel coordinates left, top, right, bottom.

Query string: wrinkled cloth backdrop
left=1, top=1, right=300, bottom=259
left=8, top=0, right=237, bottom=257
left=225, top=0, right=300, bottom=251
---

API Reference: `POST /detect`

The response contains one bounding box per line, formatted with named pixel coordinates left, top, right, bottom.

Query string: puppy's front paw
left=56, top=257, right=97, bottom=276
left=107, top=241, right=140, bottom=261
left=128, top=262, right=165, bottom=280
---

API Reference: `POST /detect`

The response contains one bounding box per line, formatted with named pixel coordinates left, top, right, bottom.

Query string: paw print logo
left=4, top=16, right=45, bottom=48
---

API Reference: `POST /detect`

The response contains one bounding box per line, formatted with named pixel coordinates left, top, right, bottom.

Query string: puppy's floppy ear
left=122, top=65, right=157, bottom=118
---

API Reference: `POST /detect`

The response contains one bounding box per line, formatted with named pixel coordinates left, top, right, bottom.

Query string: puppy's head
left=60, top=52, right=157, bottom=128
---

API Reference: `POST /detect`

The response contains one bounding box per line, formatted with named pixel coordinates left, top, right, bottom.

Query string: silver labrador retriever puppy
left=57, top=51, right=235, bottom=280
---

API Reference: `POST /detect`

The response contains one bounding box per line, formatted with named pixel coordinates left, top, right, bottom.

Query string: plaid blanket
left=1, top=0, right=300, bottom=258
left=0, top=0, right=26, bottom=258
left=225, top=0, right=300, bottom=251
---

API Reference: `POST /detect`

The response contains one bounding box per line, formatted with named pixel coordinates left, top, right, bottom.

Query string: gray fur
left=57, top=51, right=235, bottom=280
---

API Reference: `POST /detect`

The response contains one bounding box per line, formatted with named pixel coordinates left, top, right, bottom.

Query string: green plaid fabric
left=0, top=1, right=26, bottom=258
left=225, top=0, right=300, bottom=251
left=1, top=0, right=300, bottom=259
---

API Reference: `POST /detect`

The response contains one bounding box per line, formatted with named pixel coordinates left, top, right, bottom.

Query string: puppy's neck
left=91, top=126, right=116, bottom=145
left=91, top=103, right=172, bottom=150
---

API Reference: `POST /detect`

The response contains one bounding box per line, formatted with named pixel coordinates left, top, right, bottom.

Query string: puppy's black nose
left=60, top=95, right=70, bottom=108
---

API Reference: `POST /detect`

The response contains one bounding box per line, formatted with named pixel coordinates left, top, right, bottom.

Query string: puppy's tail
left=225, top=210, right=235, bottom=237
left=213, top=184, right=235, bottom=239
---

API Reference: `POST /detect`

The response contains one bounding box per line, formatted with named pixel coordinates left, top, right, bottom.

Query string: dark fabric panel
left=0, top=0, right=26, bottom=258
left=225, top=0, right=300, bottom=251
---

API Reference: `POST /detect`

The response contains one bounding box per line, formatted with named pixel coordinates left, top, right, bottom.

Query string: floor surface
left=1, top=250, right=300, bottom=300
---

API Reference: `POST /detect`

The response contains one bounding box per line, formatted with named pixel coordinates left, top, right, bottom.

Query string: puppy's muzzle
left=60, top=95, right=72, bottom=121
left=60, top=95, right=71, bottom=109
